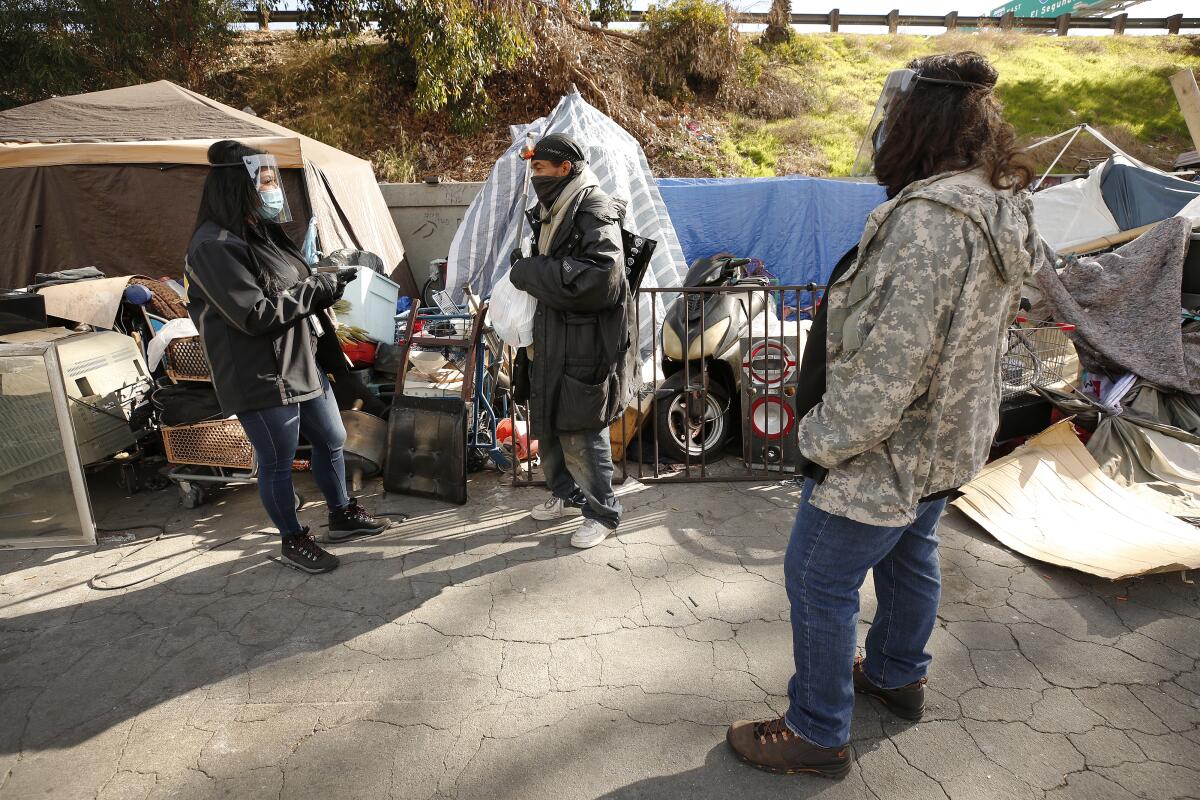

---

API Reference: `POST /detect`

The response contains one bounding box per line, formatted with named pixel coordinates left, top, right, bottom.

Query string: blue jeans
left=541, top=427, right=621, bottom=529
left=238, top=379, right=350, bottom=537
left=784, top=480, right=946, bottom=747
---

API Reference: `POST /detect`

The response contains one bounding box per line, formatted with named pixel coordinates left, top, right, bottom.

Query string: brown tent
left=0, top=81, right=412, bottom=293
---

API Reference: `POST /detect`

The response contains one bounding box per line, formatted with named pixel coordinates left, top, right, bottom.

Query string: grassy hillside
left=216, top=31, right=1200, bottom=181
left=731, top=32, right=1200, bottom=177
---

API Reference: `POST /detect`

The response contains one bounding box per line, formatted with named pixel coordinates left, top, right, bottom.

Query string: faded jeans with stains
left=539, top=427, right=621, bottom=530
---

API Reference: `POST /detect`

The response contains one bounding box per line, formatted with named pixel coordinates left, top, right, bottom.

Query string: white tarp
left=1029, top=127, right=1148, bottom=252
left=1177, top=193, right=1200, bottom=223
left=446, top=91, right=687, bottom=362
left=1032, top=141, right=1200, bottom=252
left=953, top=421, right=1200, bottom=580
left=1032, top=163, right=1120, bottom=252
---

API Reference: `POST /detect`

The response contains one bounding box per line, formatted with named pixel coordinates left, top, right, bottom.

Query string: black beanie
left=531, top=133, right=586, bottom=166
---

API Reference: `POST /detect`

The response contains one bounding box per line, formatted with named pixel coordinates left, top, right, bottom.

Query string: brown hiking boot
left=853, top=657, right=926, bottom=721
left=726, top=716, right=852, bottom=779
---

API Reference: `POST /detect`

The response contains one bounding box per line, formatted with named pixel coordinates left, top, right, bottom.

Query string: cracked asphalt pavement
left=1, top=470, right=1198, bottom=799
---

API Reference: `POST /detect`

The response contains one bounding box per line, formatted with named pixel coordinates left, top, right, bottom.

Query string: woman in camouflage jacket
left=727, top=51, right=1045, bottom=778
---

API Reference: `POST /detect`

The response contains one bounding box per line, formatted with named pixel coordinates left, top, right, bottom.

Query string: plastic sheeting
left=1089, top=414, right=1200, bottom=519
left=446, top=91, right=687, bottom=321
left=1034, top=154, right=1200, bottom=252
left=1032, top=164, right=1120, bottom=252
left=1042, top=383, right=1200, bottom=520
left=656, top=176, right=886, bottom=286
left=954, top=421, right=1200, bottom=580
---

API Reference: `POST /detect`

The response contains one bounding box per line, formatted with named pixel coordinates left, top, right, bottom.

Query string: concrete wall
left=380, top=182, right=483, bottom=286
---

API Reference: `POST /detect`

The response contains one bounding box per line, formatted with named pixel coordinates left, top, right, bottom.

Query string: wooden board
left=1171, top=69, right=1200, bottom=155
left=609, top=390, right=655, bottom=464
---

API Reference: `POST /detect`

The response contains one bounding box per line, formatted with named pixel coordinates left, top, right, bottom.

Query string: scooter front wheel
left=655, top=386, right=731, bottom=464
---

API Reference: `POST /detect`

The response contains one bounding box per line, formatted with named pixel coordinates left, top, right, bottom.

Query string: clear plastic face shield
left=215, top=154, right=293, bottom=223
left=243, top=154, right=292, bottom=223
left=849, top=68, right=990, bottom=178
left=850, top=69, right=918, bottom=178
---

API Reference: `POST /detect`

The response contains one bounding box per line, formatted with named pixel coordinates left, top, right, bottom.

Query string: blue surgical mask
left=257, top=188, right=284, bottom=220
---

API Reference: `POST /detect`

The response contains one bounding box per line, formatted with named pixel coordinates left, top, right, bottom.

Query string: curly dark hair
left=872, top=51, right=1033, bottom=199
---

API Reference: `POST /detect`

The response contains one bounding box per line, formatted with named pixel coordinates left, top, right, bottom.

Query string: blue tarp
left=656, top=176, right=887, bottom=286
left=1100, top=161, right=1200, bottom=231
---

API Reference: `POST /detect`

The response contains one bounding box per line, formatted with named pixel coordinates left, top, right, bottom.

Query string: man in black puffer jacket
left=509, top=134, right=638, bottom=550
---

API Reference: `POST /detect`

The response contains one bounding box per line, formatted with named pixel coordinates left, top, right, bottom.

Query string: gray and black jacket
left=509, top=188, right=638, bottom=436
left=184, top=220, right=339, bottom=416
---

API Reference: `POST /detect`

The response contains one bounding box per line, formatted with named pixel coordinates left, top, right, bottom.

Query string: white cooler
left=338, top=267, right=401, bottom=344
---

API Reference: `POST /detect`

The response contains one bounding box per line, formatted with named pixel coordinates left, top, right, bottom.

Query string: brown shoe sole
left=858, top=689, right=923, bottom=721
left=726, top=733, right=852, bottom=779
left=854, top=678, right=925, bottom=721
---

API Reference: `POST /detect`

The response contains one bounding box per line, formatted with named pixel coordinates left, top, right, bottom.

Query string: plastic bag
left=488, top=270, right=537, bottom=348
left=302, top=217, right=320, bottom=265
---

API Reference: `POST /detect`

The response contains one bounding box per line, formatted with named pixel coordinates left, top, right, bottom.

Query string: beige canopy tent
left=0, top=81, right=410, bottom=293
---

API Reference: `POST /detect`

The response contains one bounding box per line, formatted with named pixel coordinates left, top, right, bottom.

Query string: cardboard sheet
left=953, top=421, right=1200, bottom=580
left=0, top=326, right=76, bottom=344
left=37, top=277, right=132, bottom=329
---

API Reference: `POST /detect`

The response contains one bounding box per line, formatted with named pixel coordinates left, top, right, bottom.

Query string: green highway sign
left=988, top=0, right=1105, bottom=18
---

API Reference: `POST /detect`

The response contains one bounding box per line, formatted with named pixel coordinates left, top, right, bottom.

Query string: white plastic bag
left=488, top=270, right=537, bottom=348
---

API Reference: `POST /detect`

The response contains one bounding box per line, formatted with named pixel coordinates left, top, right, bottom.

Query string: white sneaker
left=570, top=518, right=613, bottom=549
left=530, top=496, right=582, bottom=521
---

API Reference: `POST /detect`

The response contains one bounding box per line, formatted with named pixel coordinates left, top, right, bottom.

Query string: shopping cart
left=1000, top=317, right=1078, bottom=401
left=158, top=336, right=293, bottom=509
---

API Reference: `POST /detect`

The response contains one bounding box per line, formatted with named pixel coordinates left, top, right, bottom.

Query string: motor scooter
left=655, top=254, right=769, bottom=462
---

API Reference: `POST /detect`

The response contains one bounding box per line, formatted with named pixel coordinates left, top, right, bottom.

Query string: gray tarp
left=1036, top=216, right=1200, bottom=394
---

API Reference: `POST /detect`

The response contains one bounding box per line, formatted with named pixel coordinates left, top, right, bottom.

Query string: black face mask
left=531, top=174, right=573, bottom=208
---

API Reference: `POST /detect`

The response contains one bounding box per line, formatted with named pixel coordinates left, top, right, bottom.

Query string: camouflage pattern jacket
left=797, top=169, right=1043, bottom=526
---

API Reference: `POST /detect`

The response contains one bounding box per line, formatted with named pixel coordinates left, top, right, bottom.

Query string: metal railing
left=241, top=8, right=1199, bottom=35
left=507, top=284, right=824, bottom=487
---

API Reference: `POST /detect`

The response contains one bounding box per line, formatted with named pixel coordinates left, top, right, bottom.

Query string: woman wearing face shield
left=726, top=52, right=1043, bottom=777
left=184, top=140, right=391, bottom=574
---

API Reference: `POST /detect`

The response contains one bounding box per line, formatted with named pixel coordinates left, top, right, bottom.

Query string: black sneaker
left=281, top=528, right=339, bottom=573
left=853, top=657, right=926, bottom=721
left=327, top=499, right=391, bottom=542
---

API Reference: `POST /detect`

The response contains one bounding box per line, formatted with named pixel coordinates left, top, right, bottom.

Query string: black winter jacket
left=185, top=220, right=340, bottom=416
left=509, top=187, right=638, bottom=436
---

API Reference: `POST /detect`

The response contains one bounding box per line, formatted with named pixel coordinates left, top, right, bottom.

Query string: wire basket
left=164, top=337, right=212, bottom=382
left=162, top=419, right=254, bottom=469
left=1001, top=318, right=1077, bottom=401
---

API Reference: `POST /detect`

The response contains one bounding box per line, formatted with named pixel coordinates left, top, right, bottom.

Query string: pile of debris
left=955, top=122, right=1200, bottom=580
